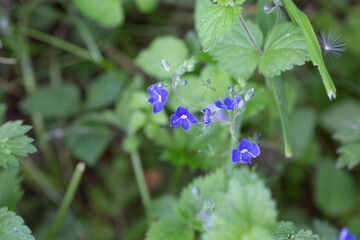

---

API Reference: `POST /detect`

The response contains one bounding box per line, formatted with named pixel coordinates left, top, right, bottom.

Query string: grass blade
left=282, top=0, right=336, bottom=100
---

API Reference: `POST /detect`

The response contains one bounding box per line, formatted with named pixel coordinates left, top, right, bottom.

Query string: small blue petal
left=153, top=103, right=164, bottom=114
left=170, top=106, right=198, bottom=130
left=239, top=139, right=252, bottom=150
left=240, top=152, right=251, bottom=163
left=214, top=100, right=225, bottom=109
left=223, top=97, right=235, bottom=110
left=181, top=119, right=190, bottom=131
left=249, top=143, right=260, bottom=157
left=202, top=123, right=210, bottom=130
left=232, top=149, right=241, bottom=163
left=170, top=114, right=181, bottom=127
left=339, top=228, right=355, bottom=240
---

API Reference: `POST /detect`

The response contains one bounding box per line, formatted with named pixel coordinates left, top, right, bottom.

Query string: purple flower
left=147, top=84, right=169, bottom=114
left=235, top=95, right=245, bottom=109
left=232, top=139, right=260, bottom=163
left=201, top=108, right=212, bottom=130
left=339, top=228, right=355, bottom=240
left=215, top=97, right=235, bottom=110
left=170, top=106, right=199, bottom=131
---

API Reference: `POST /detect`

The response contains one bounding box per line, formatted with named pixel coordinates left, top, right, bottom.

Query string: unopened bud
left=191, top=187, right=199, bottom=195
left=245, top=88, right=254, bottom=101
left=161, top=59, right=170, bottom=72
left=157, top=82, right=163, bottom=88
left=228, top=87, right=233, bottom=93
left=181, top=80, right=187, bottom=86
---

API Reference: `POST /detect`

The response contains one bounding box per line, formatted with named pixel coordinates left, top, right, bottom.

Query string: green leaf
left=135, top=36, right=189, bottom=79
left=209, top=20, right=262, bottom=80
left=199, top=5, right=242, bottom=52
left=295, top=230, right=320, bottom=240
left=282, top=0, right=337, bottom=100
left=312, top=219, right=338, bottom=240
left=0, top=168, right=23, bottom=210
left=336, top=142, right=360, bottom=170
left=19, top=84, right=81, bottom=119
left=65, top=123, right=113, bottom=166
left=274, top=221, right=320, bottom=240
left=314, top=160, right=355, bottom=216
left=195, top=0, right=213, bottom=33
left=270, top=76, right=292, bottom=157
left=0, top=121, right=36, bottom=168
left=260, top=22, right=310, bottom=77
left=290, top=108, right=316, bottom=158
left=146, top=217, right=194, bottom=240
left=135, top=0, right=157, bottom=13
left=73, top=0, right=124, bottom=28
left=0, top=207, right=34, bottom=240
left=149, top=196, right=177, bottom=221
left=203, top=168, right=277, bottom=240
left=85, top=71, right=123, bottom=110
left=0, top=104, right=6, bottom=124
left=213, top=0, right=245, bottom=5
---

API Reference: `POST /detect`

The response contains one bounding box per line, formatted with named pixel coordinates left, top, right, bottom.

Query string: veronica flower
left=147, top=84, right=169, bottom=114
left=232, top=139, right=260, bottom=163
left=215, top=97, right=235, bottom=110
left=338, top=228, right=355, bottom=240
left=170, top=106, right=198, bottom=131
left=201, top=108, right=212, bottom=130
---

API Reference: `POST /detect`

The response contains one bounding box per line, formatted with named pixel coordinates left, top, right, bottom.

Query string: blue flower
left=339, top=228, right=355, bottom=240
left=235, top=95, right=245, bottom=109
left=147, top=84, right=169, bottom=114
left=232, top=139, right=260, bottom=163
left=170, top=106, right=199, bottom=131
left=201, top=108, right=212, bottom=130
left=215, top=97, right=235, bottom=110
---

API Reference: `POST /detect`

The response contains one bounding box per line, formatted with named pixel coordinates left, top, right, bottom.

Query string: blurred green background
left=0, top=0, right=359, bottom=239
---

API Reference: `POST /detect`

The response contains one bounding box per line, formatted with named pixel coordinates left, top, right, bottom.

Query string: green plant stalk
left=170, top=165, right=184, bottom=194
left=130, top=150, right=151, bottom=219
left=226, top=114, right=242, bottom=177
left=46, top=163, right=86, bottom=240
left=269, top=76, right=292, bottom=157
left=238, top=14, right=263, bottom=55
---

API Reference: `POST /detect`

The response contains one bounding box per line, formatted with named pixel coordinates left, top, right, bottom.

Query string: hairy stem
left=263, top=3, right=281, bottom=51
left=238, top=14, right=263, bottom=55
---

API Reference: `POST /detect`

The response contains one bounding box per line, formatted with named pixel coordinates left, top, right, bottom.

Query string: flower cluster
left=147, top=59, right=261, bottom=165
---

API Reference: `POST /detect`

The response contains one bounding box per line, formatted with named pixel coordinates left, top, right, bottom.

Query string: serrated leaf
left=0, top=207, right=35, bottom=240
left=0, top=121, right=36, bottom=168
left=146, top=217, right=194, bottom=240
left=195, top=0, right=213, bottom=33
left=203, top=168, right=277, bottom=240
left=209, top=20, right=262, bottom=79
left=135, top=36, right=189, bottom=79
left=295, top=229, right=320, bottom=240
left=0, top=168, right=23, bottom=210
left=74, top=0, right=124, bottom=27
left=314, top=160, right=355, bottom=216
left=85, top=71, right=123, bottom=110
left=199, top=5, right=242, bottom=52
left=65, top=123, right=113, bottom=166
left=274, top=221, right=320, bottom=240
left=259, top=22, right=310, bottom=77
left=19, top=84, right=81, bottom=119
left=336, top=143, right=360, bottom=170
left=282, top=0, right=336, bottom=100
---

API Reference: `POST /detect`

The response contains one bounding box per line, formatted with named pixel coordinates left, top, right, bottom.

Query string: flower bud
left=245, top=88, right=255, bottom=101
left=157, top=82, right=163, bottom=88
left=161, top=59, right=170, bottom=72
left=181, top=80, right=187, bottom=86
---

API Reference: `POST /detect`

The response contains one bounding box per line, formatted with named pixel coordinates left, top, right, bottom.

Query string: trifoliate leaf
left=203, top=168, right=277, bottom=240
left=73, top=0, right=124, bottom=27
left=65, top=123, right=113, bottom=166
left=199, top=5, right=242, bottom=52
left=0, top=207, right=34, bottom=240
left=259, top=22, right=310, bottom=77
left=85, top=71, right=123, bottom=110
left=213, top=0, right=245, bottom=5
left=209, top=20, right=262, bottom=80
left=333, top=119, right=360, bottom=169
left=0, top=121, right=36, bottom=168
left=0, top=167, right=23, bottom=210
left=135, top=36, right=189, bottom=79
left=19, top=84, right=81, bottom=119
left=314, top=160, right=355, bottom=216
left=146, top=217, right=194, bottom=240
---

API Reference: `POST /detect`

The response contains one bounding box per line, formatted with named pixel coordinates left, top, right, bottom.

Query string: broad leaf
left=146, top=217, right=194, bottom=240
left=214, top=0, right=245, bottom=4
left=85, top=71, right=123, bottom=110
left=209, top=20, right=262, bottom=80
left=0, top=167, right=23, bottom=210
left=203, top=168, right=277, bottom=240
left=314, top=160, right=355, bottom=216
left=195, top=0, right=213, bottom=33
left=0, top=207, right=34, bottom=240
left=135, top=0, right=157, bottom=13
left=312, top=219, right=338, bottom=240
left=135, top=36, right=189, bottom=79
left=274, top=221, right=320, bottom=240
left=19, top=84, right=81, bottom=119
left=65, top=123, right=113, bottom=166
left=260, top=22, right=310, bottom=77
left=73, top=0, right=124, bottom=27
left=0, top=121, right=36, bottom=168
left=199, top=5, right=242, bottom=52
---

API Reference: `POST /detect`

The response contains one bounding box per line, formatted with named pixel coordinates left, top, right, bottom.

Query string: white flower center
left=158, top=95, right=162, bottom=103
left=180, top=115, right=187, bottom=119
left=240, top=149, right=247, bottom=154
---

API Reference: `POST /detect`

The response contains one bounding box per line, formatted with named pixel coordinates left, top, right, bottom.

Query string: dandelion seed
left=318, top=31, right=346, bottom=59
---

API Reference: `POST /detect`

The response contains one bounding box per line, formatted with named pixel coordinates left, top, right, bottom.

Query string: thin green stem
left=238, top=14, right=263, bottom=55
left=130, top=150, right=151, bottom=220
left=169, top=165, right=184, bottom=194
left=46, top=163, right=86, bottom=240
left=263, top=3, right=281, bottom=51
